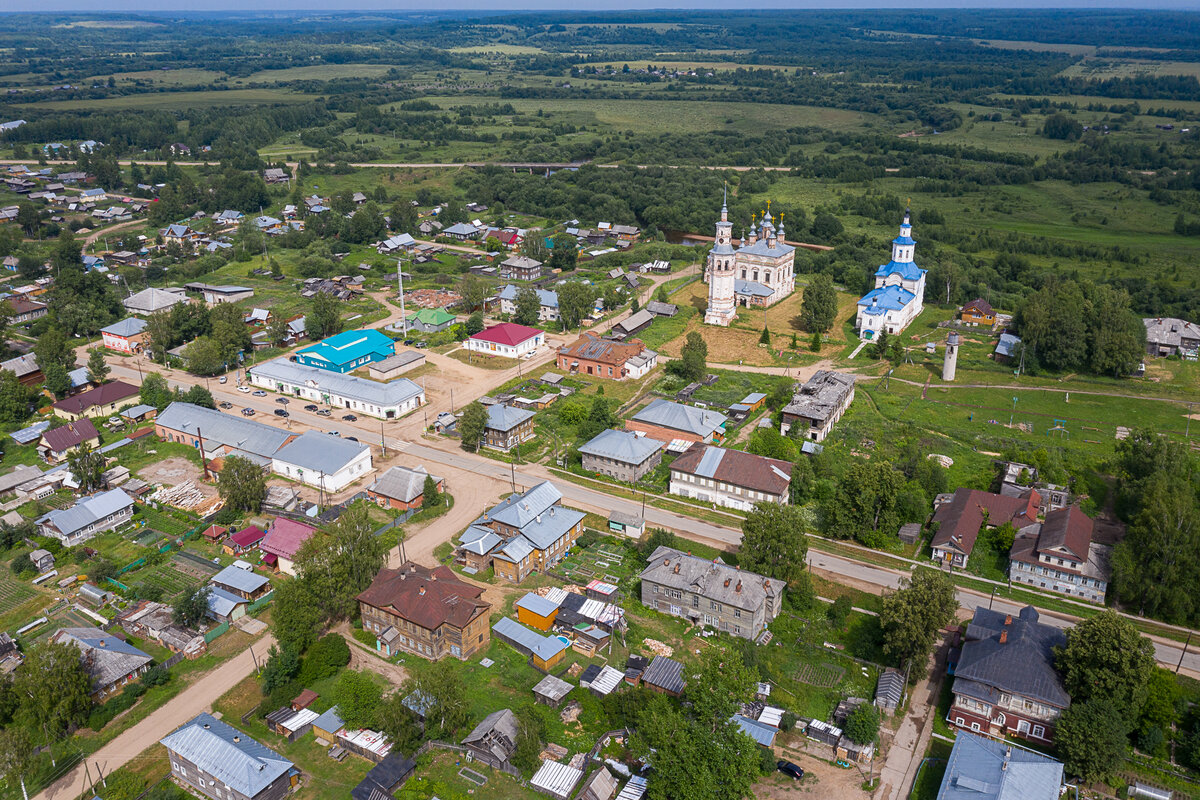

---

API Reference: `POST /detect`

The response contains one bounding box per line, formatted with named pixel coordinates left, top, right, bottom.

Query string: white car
left=237, top=386, right=251, bottom=393
left=218, top=376, right=227, bottom=384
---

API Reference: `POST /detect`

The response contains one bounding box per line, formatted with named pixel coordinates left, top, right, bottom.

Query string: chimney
left=735, top=581, right=742, bottom=593
left=673, top=563, right=680, bottom=574
left=1004, top=614, right=1012, bottom=625
left=999, top=630, right=1008, bottom=644
left=724, top=578, right=730, bottom=588
left=419, top=586, right=426, bottom=596
left=233, top=736, right=241, bottom=743
left=663, top=558, right=670, bottom=566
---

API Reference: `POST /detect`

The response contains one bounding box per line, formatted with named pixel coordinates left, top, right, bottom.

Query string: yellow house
left=51, top=381, right=140, bottom=421
left=515, top=593, right=558, bottom=632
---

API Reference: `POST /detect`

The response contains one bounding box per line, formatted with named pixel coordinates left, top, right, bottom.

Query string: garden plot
left=130, top=561, right=202, bottom=600
left=558, top=538, right=635, bottom=586
left=171, top=551, right=220, bottom=580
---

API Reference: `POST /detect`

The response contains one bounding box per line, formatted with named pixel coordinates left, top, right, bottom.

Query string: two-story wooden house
left=1008, top=505, right=1110, bottom=604
left=357, top=562, right=492, bottom=661
left=638, top=546, right=783, bottom=640
left=950, top=606, right=1070, bottom=745
left=961, top=298, right=997, bottom=327
left=475, top=482, right=586, bottom=582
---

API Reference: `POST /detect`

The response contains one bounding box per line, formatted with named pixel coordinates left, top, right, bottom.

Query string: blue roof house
left=855, top=209, right=927, bottom=339
left=294, top=328, right=395, bottom=373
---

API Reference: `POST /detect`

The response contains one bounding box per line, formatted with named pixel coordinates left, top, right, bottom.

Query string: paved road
left=36, top=634, right=275, bottom=800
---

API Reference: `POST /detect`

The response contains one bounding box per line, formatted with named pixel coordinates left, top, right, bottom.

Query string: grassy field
left=83, top=68, right=228, bottom=87
left=21, top=88, right=319, bottom=111
left=449, top=44, right=548, bottom=55
left=234, top=64, right=401, bottom=83
left=1060, top=58, right=1200, bottom=79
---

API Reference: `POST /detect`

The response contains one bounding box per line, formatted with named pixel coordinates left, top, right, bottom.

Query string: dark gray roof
left=485, top=403, right=535, bottom=432
left=157, top=402, right=293, bottom=461
left=640, top=547, right=779, bottom=613
left=532, top=674, right=573, bottom=703
left=37, top=489, right=133, bottom=539
left=578, top=429, right=663, bottom=465
left=954, top=606, right=1069, bottom=709
left=875, top=668, right=904, bottom=709
left=462, top=708, right=519, bottom=762
left=782, top=370, right=855, bottom=423
left=52, top=626, right=152, bottom=692
left=936, top=732, right=1063, bottom=800
left=160, top=713, right=293, bottom=798
left=641, top=655, right=686, bottom=694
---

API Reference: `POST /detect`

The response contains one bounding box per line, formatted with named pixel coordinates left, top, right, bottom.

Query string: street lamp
left=1010, top=395, right=1018, bottom=428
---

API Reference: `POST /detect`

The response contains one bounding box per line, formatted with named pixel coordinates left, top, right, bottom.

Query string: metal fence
left=203, top=622, right=229, bottom=642
left=247, top=592, right=274, bottom=614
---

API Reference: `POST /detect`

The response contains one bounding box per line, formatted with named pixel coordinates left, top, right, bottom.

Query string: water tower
left=943, top=332, right=960, bottom=382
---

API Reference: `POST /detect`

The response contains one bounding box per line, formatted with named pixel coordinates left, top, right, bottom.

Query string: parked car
left=274, top=409, right=289, bottom=418
left=415, top=341, right=428, bottom=349
left=276, top=397, right=288, bottom=404
left=345, top=436, right=358, bottom=442
left=403, top=339, right=415, bottom=346
left=304, top=404, right=318, bottom=412
left=342, top=414, right=357, bottom=421
left=777, top=761, right=804, bottom=781
left=237, top=386, right=250, bottom=393
left=241, top=408, right=255, bottom=416
left=316, top=409, right=331, bottom=417
left=252, top=390, right=267, bottom=397
left=218, top=402, right=233, bottom=409
left=218, top=376, right=227, bottom=384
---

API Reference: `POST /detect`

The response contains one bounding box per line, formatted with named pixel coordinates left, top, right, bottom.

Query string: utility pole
left=396, top=256, right=408, bottom=337
left=1177, top=632, right=1192, bottom=674
left=197, top=428, right=209, bottom=481
left=381, top=420, right=387, bottom=457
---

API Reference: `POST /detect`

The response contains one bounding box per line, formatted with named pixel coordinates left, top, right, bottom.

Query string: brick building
left=626, top=399, right=726, bottom=445
left=557, top=333, right=657, bottom=380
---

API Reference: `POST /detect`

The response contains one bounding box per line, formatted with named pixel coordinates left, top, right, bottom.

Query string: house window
left=971, top=723, right=980, bottom=732
left=1032, top=725, right=1045, bottom=738
left=955, top=717, right=964, bottom=727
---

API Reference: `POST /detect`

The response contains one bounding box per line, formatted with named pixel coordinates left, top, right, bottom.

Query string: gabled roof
left=157, top=403, right=294, bottom=462
left=493, top=616, right=569, bottom=661
left=936, top=731, right=1063, bottom=800
left=250, top=359, right=423, bottom=409
left=995, top=333, right=1022, bottom=358
left=357, top=562, right=489, bottom=631
left=1035, top=505, right=1093, bottom=561
left=963, top=298, right=994, bottom=316
left=444, top=222, right=480, bottom=236
left=954, top=606, right=1069, bottom=709
left=37, top=489, right=133, bottom=538
left=497, top=284, right=557, bottom=308
left=516, top=592, right=559, bottom=618
left=669, top=443, right=792, bottom=495
left=211, top=564, right=270, bottom=595
left=368, top=465, right=442, bottom=504
left=630, top=399, right=726, bottom=439
left=51, top=381, right=139, bottom=415
left=578, top=429, right=663, bottom=466
left=462, top=708, right=518, bottom=760
left=640, top=547, right=779, bottom=612
left=406, top=308, right=456, bottom=326
left=229, top=525, right=266, bottom=548
left=51, top=626, right=152, bottom=691
left=208, top=586, right=248, bottom=618
left=640, top=655, right=686, bottom=694
left=484, top=403, right=535, bottom=433
left=41, top=418, right=99, bottom=452
left=101, top=317, right=147, bottom=338
left=160, top=713, right=293, bottom=798
left=271, top=431, right=369, bottom=475
left=485, top=481, right=561, bottom=529
left=0, top=353, right=40, bottom=378
left=458, top=525, right=502, bottom=556
left=471, top=322, right=543, bottom=347
left=931, top=488, right=1040, bottom=557
left=261, top=518, right=317, bottom=562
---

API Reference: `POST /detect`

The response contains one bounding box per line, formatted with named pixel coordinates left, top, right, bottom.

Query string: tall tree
left=183, top=336, right=225, bottom=377
left=140, top=372, right=173, bottom=410
left=271, top=578, right=321, bottom=653
left=295, top=503, right=385, bottom=621
left=144, top=309, right=175, bottom=363
left=685, top=648, right=757, bottom=732
left=739, top=504, right=811, bottom=586
left=670, top=332, right=708, bottom=382
left=33, top=327, right=75, bottom=374
left=309, top=292, right=342, bottom=340
left=548, top=233, right=577, bottom=272
left=1055, top=610, right=1155, bottom=715
left=217, top=455, right=267, bottom=512
left=513, top=287, right=541, bottom=326
left=412, top=660, right=470, bottom=738
left=879, top=568, right=957, bottom=668
left=0, top=370, right=32, bottom=425
left=824, top=460, right=903, bottom=547
left=520, top=234, right=549, bottom=264
left=0, top=727, right=34, bottom=800
left=799, top=273, right=838, bottom=333
left=41, top=361, right=70, bottom=398
left=11, top=641, right=92, bottom=736
left=332, top=670, right=383, bottom=729
left=67, top=440, right=106, bottom=494
left=86, top=347, right=110, bottom=384
left=457, top=401, right=488, bottom=452
left=458, top=274, right=489, bottom=312
left=557, top=281, right=596, bottom=331
left=1055, top=697, right=1128, bottom=782
left=209, top=303, right=250, bottom=362
left=173, top=586, right=212, bottom=629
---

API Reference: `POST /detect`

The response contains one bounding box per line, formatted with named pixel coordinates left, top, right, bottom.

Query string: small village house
left=51, top=381, right=140, bottom=421
left=259, top=518, right=317, bottom=576
left=668, top=444, right=792, bottom=512
left=100, top=318, right=148, bottom=353
left=578, top=429, right=664, bottom=483
left=51, top=626, right=152, bottom=701
left=481, top=404, right=535, bottom=451
left=467, top=322, right=545, bottom=359
left=358, top=562, right=492, bottom=660
left=626, top=399, right=726, bottom=445
left=960, top=298, right=996, bottom=327
left=367, top=465, right=444, bottom=511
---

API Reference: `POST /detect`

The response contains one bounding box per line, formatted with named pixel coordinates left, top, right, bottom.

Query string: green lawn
left=20, top=88, right=319, bottom=111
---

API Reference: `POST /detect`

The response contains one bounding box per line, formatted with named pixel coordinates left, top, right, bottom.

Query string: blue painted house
left=294, top=329, right=395, bottom=373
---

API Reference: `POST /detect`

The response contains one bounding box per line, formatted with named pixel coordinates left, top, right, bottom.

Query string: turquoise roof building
left=294, top=328, right=395, bottom=373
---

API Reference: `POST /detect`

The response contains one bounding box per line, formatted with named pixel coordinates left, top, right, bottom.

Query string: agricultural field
left=20, top=88, right=318, bottom=111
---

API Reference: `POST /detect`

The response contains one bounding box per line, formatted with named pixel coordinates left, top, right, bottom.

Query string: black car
left=276, top=397, right=288, bottom=404
left=304, top=404, right=318, bottom=412
left=342, top=414, right=357, bottom=421
left=274, top=409, right=289, bottom=418
left=345, top=436, right=358, bottom=442
left=776, top=761, right=804, bottom=781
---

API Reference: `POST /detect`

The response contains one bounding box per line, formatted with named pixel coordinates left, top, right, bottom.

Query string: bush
left=141, top=666, right=170, bottom=688
left=844, top=703, right=880, bottom=745
left=780, top=711, right=798, bottom=732
left=827, top=595, right=853, bottom=630
left=298, top=634, right=351, bottom=685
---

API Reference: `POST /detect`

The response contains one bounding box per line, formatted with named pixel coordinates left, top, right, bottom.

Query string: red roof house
left=38, top=418, right=101, bottom=463
left=224, top=525, right=266, bottom=555
left=467, top=323, right=545, bottom=358
left=930, top=488, right=1040, bottom=568
left=260, top=518, right=317, bottom=576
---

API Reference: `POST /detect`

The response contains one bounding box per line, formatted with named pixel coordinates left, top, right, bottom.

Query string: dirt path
left=874, top=649, right=942, bottom=800
left=82, top=218, right=143, bottom=248
left=36, top=634, right=276, bottom=800
left=336, top=623, right=409, bottom=688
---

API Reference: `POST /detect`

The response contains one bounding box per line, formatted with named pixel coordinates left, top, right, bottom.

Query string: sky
left=5, top=0, right=1200, bottom=10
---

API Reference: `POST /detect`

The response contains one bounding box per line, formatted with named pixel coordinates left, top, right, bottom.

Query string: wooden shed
left=516, top=592, right=559, bottom=632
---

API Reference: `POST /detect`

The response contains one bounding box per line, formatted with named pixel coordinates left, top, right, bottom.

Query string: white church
left=704, top=194, right=796, bottom=327
left=855, top=209, right=927, bottom=339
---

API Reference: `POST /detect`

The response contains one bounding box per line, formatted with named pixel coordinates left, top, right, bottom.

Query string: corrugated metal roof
left=160, top=713, right=293, bottom=798
left=631, top=399, right=726, bottom=438
left=531, top=760, right=584, bottom=799
left=251, top=358, right=423, bottom=408
left=587, top=665, right=624, bottom=696
left=731, top=715, right=777, bottom=747
left=493, top=616, right=568, bottom=661
left=207, top=586, right=247, bottom=618
left=616, top=775, right=648, bottom=800
left=937, top=731, right=1063, bottom=800
left=485, top=403, right=535, bottom=433
left=157, top=402, right=293, bottom=461
left=578, top=429, right=663, bottom=465
left=516, top=592, right=560, bottom=618
left=272, top=431, right=370, bottom=475
left=211, top=564, right=270, bottom=595
left=694, top=446, right=725, bottom=478
left=37, top=488, right=132, bottom=538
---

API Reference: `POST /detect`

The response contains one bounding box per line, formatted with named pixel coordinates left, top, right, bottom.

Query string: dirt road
left=82, top=218, right=143, bottom=248
left=37, top=634, right=276, bottom=800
